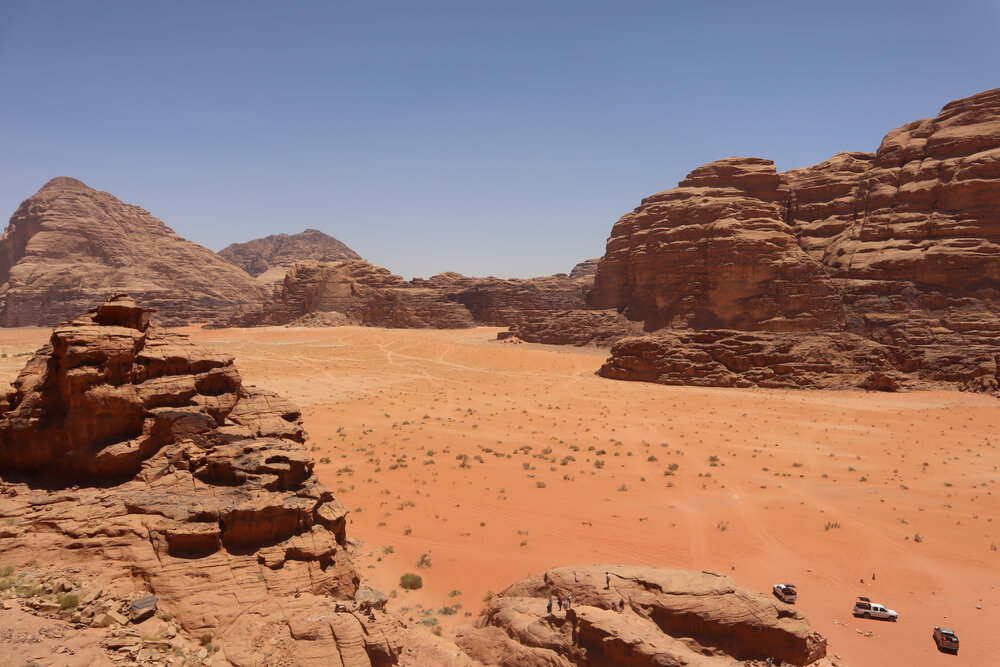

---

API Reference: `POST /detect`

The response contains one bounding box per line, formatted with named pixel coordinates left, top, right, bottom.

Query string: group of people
left=545, top=594, right=627, bottom=614
left=546, top=593, right=573, bottom=613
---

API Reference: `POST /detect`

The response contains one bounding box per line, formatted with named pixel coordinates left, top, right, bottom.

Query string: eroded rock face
left=448, top=274, right=589, bottom=327
left=229, top=260, right=595, bottom=329
left=821, top=88, right=1000, bottom=288
left=0, top=178, right=268, bottom=327
left=505, top=310, right=644, bottom=347
left=0, top=295, right=411, bottom=666
left=533, top=88, right=1000, bottom=389
left=229, top=260, right=476, bottom=329
left=456, top=565, right=830, bottom=667
left=589, top=158, right=845, bottom=333
left=219, top=229, right=362, bottom=286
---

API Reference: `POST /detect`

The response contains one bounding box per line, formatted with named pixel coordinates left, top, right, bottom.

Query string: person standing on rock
left=546, top=597, right=553, bottom=614
left=566, top=593, right=573, bottom=609
left=557, top=597, right=563, bottom=611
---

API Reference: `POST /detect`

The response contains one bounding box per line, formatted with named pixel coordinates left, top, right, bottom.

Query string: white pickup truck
left=853, top=596, right=898, bottom=621
left=772, top=584, right=797, bottom=604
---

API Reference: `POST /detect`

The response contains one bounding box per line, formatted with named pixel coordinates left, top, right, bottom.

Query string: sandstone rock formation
left=456, top=565, right=831, bottom=667
left=447, top=274, right=589, bottom=327
left=598, top=330, right=909, bottom=390
left=0, top=178, right=268, bottom=327
left=228, top=260, right=596, bottom=329
left=503, top=310, right=643, bottom=347
left=589, top=157, right=846, bottom=333
left=525, top=88, right=1000, bottom=392
left=0, top=295, right=428, bottom=666
left=568, top=258, right=601, bottom=282
left=219, top=229, right=362, bottom=286
left=229, top=260, right=476, bottom=329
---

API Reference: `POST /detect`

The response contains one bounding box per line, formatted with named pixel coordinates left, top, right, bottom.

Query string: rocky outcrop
left=599, top=328, right=999, bottom=391
left=229, top=260, right=596, bottom=329
left=456, top=565, right=830, bottom=667
left=448, top=274, right=589, bottom=327
left=569, top=258, right=601, bottom=281
left=229, top=260, right=476, bottom=329
left=219, top=229, right=362, bottom=286
left=503, top=310, right=643, bottom=347
left=0, top=295, right=422, bottom=666
left=589, top=158, right=846, bottom=333
left=598, top=330, right=903, bottom=390
left=0, top=177, right=268, bottom=327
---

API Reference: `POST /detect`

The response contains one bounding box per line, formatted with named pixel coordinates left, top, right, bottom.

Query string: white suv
left=853, top=597, right=898, bottom=621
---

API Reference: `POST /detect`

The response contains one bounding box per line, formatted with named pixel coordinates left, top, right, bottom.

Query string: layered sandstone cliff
left=589, top=158, right=845, bottom=333
left=524, top=88, right=1000, bottom=392
left=0, top=178, right=268, bottom=327
left=219, top=229, right=362, bottom=286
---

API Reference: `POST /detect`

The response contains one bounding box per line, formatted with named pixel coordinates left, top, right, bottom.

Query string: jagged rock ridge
left=0, top=177, right=268, bottom=327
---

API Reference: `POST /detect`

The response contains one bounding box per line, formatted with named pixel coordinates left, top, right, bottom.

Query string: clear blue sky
left=1, top=1, right=998, bottom=278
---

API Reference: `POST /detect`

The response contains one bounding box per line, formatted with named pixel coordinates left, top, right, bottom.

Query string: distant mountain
left=0, top=177, right=268, bottom=326
left=219, top=229, right=361, bottom=285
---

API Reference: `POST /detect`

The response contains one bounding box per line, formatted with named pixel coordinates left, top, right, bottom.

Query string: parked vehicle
left=772, top=583, right=797, bottom=603
left=852, top=597, right=898, bottom=621
left=933, top=627, right=959, bottom=653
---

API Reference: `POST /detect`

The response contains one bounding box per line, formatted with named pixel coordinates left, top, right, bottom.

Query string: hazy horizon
left=2, top=1, right=999, bottom=279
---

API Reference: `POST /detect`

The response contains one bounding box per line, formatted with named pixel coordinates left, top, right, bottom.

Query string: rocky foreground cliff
left=0, top=297, right=835, bottom=666
left=0, top=178, right=268, bottom=327
left=510, top=87, right=1000, bottom=393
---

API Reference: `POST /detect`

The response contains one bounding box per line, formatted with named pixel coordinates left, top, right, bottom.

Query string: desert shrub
left=57, top=593, right=79, bottom=610
left=400, top=573, right=423, bottom=590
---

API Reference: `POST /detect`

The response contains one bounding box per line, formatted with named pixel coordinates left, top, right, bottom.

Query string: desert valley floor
left=1, top=325, right=996, bottom=666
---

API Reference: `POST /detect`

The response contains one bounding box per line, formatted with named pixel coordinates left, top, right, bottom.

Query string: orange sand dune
left=1, top=325, right=996, bottom=666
